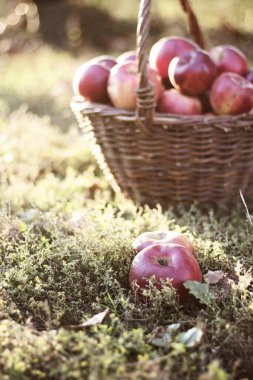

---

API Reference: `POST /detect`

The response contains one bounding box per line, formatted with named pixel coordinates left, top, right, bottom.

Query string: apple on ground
left=117, top=51, right=136, bottom=64
left=129, top=243, right=202, bottom=302
left=132, top=230, right=196, bottom=256
left=73, top=59, right=113, bottom=103
left=157, top=89, right=202, bottom=115
left=107, top=61, right=163, bottom=111
left=210, top=72, right=253, bottom=115
left=149, top=36, right=199, bottom=86
left=169, top=50, right=217, bottom=96
left=209, top=44, right=248, bottom=76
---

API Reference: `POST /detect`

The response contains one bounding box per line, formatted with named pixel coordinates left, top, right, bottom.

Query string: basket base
left=71, top=99, right=253, bottom=210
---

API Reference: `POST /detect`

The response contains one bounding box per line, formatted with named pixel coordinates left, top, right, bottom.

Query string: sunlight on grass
left=0, top=46, right=96, bottom=129
left=0, top=2, right=253, bottom=378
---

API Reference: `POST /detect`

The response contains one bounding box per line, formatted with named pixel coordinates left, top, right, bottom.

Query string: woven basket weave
left=71, top=0, right=253, bottom=208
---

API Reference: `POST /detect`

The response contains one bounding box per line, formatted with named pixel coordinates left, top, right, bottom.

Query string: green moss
left=0, top=45, right=253, bottom=380
left=0, top=202, right=252, bottom=379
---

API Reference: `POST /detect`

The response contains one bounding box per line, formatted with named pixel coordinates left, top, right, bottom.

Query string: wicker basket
left=71, top=0, right=253, bottom=208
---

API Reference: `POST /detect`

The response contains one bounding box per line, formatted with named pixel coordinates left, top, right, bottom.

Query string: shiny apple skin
left=246, top=69, right=253, bottom=84
left=169, top=50, right=217, bottom=96
left=209, top=44, right=248, bottom=76
left=149, top=36, right=199, bottom=80
left=129, top=243, right=202, bottom=301
left=117, top=51, right=136, bottom=64
left=157, top=89, right=202, bottom=115
left=90, top=55, right=117, bottom=70
left=210, top=72, right=253, bottom=115
left=73, top=62, right=111, bottom=103
left=107, top=61, right=163, bottom=110
left=132, top=230, right=196, bottom=256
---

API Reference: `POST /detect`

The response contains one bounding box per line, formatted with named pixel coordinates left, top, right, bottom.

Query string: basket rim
left=71, top=96, right=253, bottom=129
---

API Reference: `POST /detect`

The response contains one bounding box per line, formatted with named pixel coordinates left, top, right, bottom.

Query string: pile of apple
left=73, top=36, right=253, bottom=116
left=129, top=230, right=202, bottom=302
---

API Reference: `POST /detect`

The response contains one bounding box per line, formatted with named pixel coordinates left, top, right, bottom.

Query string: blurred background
left=0, top=0, right=252, bottom=210
left=0, top=0, right=253, bottom=130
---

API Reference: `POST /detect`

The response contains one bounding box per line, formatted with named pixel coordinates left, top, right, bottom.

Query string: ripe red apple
left=73, top=61, right=112, bottom=103
left=149, top=36, right=199, bottom=82
left=210, top=72, right=253, bottom=115
left=117, top=51, right=136, bottom=64
left=129, top=243, right=202, bottom=301
left=90, top=55, right=117, bottom=70
left=157, top=89, right=202, bottom=115
left=209, top=45, right=248, bottom=76
left=132, top=230, right=196, bottom=256
left=246, top=69, right=253, bottom=84
left=107, top=61, right=163, bottom=110
left=169, top=50, right=217, bottom=96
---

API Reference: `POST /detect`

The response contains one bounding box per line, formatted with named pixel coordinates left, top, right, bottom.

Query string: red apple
left=209, top=44, right=248, bottom=76
left=73, top=61, right=112, bottom=103
left=169, top=50, right=217, bottom=96
left=149, top=36, right=199, bottom=82
left=132, top=230, right=196, bottom=256
left=246, top=69, right=253, bottom=84
left=117, top=51, right=136, bottom=64
left=129, top=243, right=202, bottom=301
left=90, top=55, right=117, bottom=70
left=157, top=89, right=202, bottom=115
left=107, top=61, right=163, bottom=110
left=210, top=72, right=253, bottom=115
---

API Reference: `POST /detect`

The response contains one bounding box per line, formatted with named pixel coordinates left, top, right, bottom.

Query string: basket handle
left=136, top=0, right=205, bottom=131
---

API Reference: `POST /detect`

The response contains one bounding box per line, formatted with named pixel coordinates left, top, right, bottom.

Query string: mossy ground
left=1, top=6, right=253, bottom=377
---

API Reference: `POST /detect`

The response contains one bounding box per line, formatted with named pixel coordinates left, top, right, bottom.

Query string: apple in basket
left=129, top=243, right=202, bottom=302
left=73, top=55, right=117, bottom=103
left=117, top=51, right=136, bottom=64
left=210, top=72, right=253, bottom=115
left=246, top=69, right=253, bottom=84
left=90, top=55, right=117, bottom=70
left=169, top=50, right=217, bottom=96
left=157, top=89, right=202, bottom=115
left=107, top=61, right=163, bottom=111
left=132, top=230, right=196, bottom=256
left=209, top=45, right=248, bottom=76
left=149, top=36, right=199, bottom=87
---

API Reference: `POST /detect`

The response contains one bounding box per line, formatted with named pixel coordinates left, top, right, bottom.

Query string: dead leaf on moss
left=209, top=278, right=232, bottom=301
left=204, top=271, right=233, bottom=301
left=64, top=309, right=109, bottom=330
left=204, top=270, right=225, bottom=284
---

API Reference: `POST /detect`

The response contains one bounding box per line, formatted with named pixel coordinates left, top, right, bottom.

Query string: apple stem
left=157, top=258, right=168, bottom=266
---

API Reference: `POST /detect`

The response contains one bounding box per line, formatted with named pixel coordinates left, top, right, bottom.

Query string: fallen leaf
left=151, top=323, right=180, bottom=348
left=64, top=309, right=109, bottom=330
left=204, top=271, right=238, bottom=302
left=151, top=324, right=203, bottom=350
left=184, top=281, right=216, bottom=306
left=204, top=270, right=225, bottom=284
left=177, top=326, right=203, bottom=348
